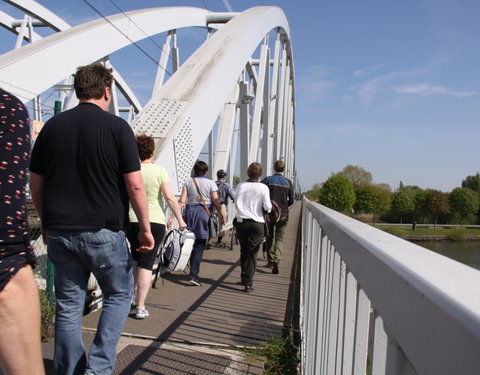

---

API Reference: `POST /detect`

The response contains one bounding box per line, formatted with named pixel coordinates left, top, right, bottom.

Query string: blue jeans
left=189, top=239, right=207, bottom=278
left=47, top=229, right=133, bottom=375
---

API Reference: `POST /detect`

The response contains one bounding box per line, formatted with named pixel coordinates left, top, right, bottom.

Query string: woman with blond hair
left=234, top=162, right=272, bottom=293
left=127, top=134, right=186, bottom=319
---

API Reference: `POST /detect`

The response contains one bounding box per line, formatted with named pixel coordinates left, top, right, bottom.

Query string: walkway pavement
left=42, top=202, right=301, bottom=374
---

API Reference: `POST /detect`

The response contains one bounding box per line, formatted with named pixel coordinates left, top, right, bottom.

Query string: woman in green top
left=127, top=134, right=186, bottom=319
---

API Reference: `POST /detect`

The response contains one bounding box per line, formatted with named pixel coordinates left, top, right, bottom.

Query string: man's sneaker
left=244, top=285, right=254, bottom=293
left=272, top=262, right=279, bottom=275
left=130, top=294, right=136, bottom=309
left=189, top=277, right=202, bottom=286
left=135, top=307, right=149, bottom=319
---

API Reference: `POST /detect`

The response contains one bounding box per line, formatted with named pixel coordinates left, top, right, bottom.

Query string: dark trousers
left=190, top=238, right=207, bottom=278
left=266, top=217, right=288, bottom=264
left=236, top=220, right=265, bottom=287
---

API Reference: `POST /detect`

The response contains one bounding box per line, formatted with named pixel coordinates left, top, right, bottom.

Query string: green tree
left=305, top=183, right=322, bottom=202
left=391, top=191, right=414, bottom=223
left=449, top=187, right=479, bottom=225
left=424, top=189, right=450, bottom=227
left=340, top=165, right=373, bottom=190
left=462, top=173, right=480, bottom=194
left=354, top=185, right=391, bottom=224
left=318, top=173, right=355, bottom=214
left=413, top=189, right=427, bottom=223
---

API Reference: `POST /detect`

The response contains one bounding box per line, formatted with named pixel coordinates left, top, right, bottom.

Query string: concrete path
left=42, top=202, right=301, bottom=374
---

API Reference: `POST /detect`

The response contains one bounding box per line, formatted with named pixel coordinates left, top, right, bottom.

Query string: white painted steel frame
left=301, top=198, right=480, bottom=374
left=0, top=2, right=296, bottom=195
left=0, top=6, right=212, bottom=102
left=131, top=6, right=295, bottom=192
left=1, top=0, right=143, bottom=115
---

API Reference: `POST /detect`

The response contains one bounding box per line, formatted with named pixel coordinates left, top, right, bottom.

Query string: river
left=412, top=241, right=480, bottom=271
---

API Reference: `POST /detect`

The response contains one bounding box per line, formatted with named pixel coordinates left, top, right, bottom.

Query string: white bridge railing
left=300, top=198, right=480, bottom=375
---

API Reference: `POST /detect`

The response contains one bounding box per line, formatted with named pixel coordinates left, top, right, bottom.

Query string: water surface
left=413, top=241, right=480, bottom=270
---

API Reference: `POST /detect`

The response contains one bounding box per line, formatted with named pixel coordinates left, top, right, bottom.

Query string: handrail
left=300, top=198, right=480, bottom=375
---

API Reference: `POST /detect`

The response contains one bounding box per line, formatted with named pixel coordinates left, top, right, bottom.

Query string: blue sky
left=1, top=0, right=479, bottom=193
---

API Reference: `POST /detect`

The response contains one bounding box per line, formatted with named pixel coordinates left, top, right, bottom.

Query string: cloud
left=324, top=123, right=367, bottom=135
left=296, top=65, right=335, bottom=101
left=393, top=83, right=476, bottom=98
left=357, top=72, right=399, bottom=105
left=353, top=65, right=385, bottom=79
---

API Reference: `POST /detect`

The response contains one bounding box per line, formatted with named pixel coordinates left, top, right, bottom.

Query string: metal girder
left=131, top=6, right=294, bottom=192
left=213, top=85, right=239, bottom=174
left=248, top=43, right=269, bottom=163
left=4, top=0, right=70, bottom=31
left=0, top=3, right=296, bottom=190
left=0, top=7, right=213, bottom=102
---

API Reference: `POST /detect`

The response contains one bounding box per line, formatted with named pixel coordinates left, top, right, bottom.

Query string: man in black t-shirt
left=30, top=64, right=153, bottom=375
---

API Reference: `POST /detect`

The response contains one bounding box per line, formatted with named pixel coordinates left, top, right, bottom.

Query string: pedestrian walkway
left=42, top=203, right=301, bottom=374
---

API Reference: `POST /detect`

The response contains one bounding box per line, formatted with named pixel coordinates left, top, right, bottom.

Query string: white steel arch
left=0, top=0, right=143, bottom=117
left=0, top=6, right=213, bottom=102
left=131, top=6, right=295, bottom=193
left=0, top=4, right=296, bottom=196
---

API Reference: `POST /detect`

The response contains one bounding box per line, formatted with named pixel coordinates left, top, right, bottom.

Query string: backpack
left=153, top=229, right=195, bottom=287
left=263, top=200, right=282, bottom=238
left=268, top=200, right=282, bottom=224
left=216, top=181, right=228, bottom=204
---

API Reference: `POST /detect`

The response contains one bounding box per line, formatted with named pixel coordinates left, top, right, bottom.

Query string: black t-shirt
left=30, top=102, right=140, bottom=231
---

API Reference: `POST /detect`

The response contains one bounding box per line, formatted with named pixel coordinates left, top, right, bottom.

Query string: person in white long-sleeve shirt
left=234, top=162, right=272, bottom=293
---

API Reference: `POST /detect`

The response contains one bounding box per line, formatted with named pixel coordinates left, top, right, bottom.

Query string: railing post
left=45, top=100, right=62, bottom=306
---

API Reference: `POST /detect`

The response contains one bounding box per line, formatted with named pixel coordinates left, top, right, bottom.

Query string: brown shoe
left=272, top=262, right=279, bottom=274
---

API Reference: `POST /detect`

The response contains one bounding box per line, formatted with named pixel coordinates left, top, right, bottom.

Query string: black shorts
left=0, top=243, right=38, bottom=292
left=127, top=223, right=165, bottom=270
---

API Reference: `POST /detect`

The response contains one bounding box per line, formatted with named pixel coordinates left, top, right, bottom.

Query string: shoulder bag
left=192, top=178, right=219, bottom=239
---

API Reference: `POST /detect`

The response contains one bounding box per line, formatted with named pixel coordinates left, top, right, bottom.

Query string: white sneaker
left=135, top=307, right=149, bottom=319
left=130, top=294, right=136, bottom=309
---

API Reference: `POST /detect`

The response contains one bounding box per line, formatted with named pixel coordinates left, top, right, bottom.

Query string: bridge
left=2, top=1, right=480, bottom=374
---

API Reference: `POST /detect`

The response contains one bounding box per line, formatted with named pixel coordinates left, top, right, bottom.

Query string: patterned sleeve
left=0, top=89, right=31, bottom=244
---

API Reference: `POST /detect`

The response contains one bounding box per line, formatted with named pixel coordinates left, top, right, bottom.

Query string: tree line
left=305, top=165, right=480, bottom=226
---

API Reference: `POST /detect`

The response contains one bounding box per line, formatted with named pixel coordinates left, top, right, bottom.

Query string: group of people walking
left=0, top=63, right=294, bottom=375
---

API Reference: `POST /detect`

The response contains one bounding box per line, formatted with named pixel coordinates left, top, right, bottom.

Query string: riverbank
left=377, top=226, right=480, bottom=242
left=403, top=235, right=480, bottom=241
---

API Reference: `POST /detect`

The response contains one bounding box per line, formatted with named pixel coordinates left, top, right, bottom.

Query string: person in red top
left=0, top=88, right=45, bottom=374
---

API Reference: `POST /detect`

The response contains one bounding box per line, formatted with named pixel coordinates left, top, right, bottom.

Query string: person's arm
left=211, top=191, right=225, bottom=225
left=263, top=187, right=272, bottom=213
left=169, top=186, right=187, bottom=228
left=227, top=184, right=235, bottom=202
left=29, top=172, right=46, bottom=242
left=161, top=181, right=187, bottom=230
left=124, top=171, right=154, bottom=252
left=287, top=179, right=295, bottom=207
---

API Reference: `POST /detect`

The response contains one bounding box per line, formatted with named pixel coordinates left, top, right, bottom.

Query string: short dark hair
left=273, top=160, right=285, bottom=173
left=74, top=64, right=113, bottom=100
left=247, top=162, right=262, bottom=180
left=136, top=134, right=154, bottom=161
left=193, top=160, right=208, bottom=176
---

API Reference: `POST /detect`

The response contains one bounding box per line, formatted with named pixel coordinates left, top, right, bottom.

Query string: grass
left=245, top=331, right=299, bottom=374
left=379, top=226, right=480, bottom=241
left=39, top=289, right=55, bottom=342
